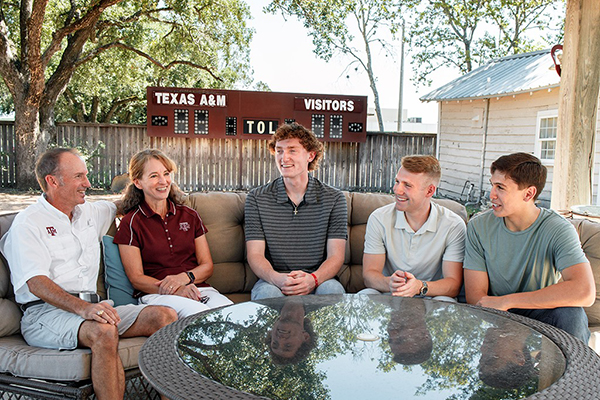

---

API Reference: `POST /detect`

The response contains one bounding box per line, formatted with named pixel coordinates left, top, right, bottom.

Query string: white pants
left=140, top=286, right=232, bottom=318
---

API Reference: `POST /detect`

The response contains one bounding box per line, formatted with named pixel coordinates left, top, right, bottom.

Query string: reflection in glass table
left=175, top=295, right=565, bottom=400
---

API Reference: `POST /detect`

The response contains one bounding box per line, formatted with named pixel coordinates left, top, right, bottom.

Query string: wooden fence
left=0, top=122, right=436, bottom=193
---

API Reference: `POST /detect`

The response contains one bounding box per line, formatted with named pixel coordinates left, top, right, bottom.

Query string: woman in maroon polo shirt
left=114, top=149, right=232, bottom=318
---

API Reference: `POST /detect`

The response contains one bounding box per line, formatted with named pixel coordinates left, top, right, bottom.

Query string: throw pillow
left=102, top=235, right=137, bottom=306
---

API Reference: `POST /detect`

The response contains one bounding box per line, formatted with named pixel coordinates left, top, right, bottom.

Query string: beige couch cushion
left=349, top=193, right=395, bottom=265
left=206, top=262, right=253, bottom=294
left=0, top=335, right=146, bottom=380
left=185, top=192, right=246, bottom=263
left=0, top=233, right=21, bottom=337
left=570, top=218, right=600, bottom=327
left=350, top=192, right=395, bottom=226
left=185, top=192, right=250, bottom=294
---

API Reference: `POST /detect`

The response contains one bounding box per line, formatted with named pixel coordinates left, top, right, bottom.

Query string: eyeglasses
left=199, top=295, right=209, bottom=304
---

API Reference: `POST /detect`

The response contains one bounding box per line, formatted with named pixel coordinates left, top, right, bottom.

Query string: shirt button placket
left=165, top=221, right=174, bottom=254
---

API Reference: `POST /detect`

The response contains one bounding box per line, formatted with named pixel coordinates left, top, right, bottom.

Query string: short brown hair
left=268, top=123, right=324, bottom=171
left=35, top=148, right=81, bottom=192
left=490, top=153, right=546, bottom=200
left=400, top=155, right=441, bottom=186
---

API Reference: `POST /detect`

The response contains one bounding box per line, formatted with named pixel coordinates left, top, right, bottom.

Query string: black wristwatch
left=186, top=271, right=195, bottom=285
left=419, top=281, right=429, bottom=296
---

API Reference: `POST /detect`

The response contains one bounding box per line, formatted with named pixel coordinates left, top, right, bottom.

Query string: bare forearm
left=426, top=277, right=461, bottom=298
left=28, top=276, right=120, bottom=325
left=313, top=238, right=345, bottom=284
left=466, top=289, right=486, bottom=305
left=473, top=263, right=596, bottom=311
left=248, top=254, right=285, bottom=286
left=362, top=253, right=389, bottom=292
left=498, top=280, right=595, bottom=310
left=27, top=276, right=89, bottom=315
left=363, top=272, right=391, bottom=293
left=189, top=263, right=213, bottom=284
left=129, top=273, right=162, bottom=294
left=313, top=256, right=343, bottom=284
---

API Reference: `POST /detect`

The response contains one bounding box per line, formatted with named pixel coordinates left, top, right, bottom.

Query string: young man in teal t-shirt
left=464, top=152, right=595, bottom=343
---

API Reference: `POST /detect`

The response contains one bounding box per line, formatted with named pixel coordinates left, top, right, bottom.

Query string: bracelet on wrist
left=310, top=273, right=319, bottom=288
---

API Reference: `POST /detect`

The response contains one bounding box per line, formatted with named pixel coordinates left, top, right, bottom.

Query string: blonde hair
left=119, top=149, right=185, bottom=214
left=401, top=155, right=441, bottom=186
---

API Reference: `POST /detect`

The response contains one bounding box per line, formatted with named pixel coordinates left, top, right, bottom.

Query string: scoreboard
left=147, top=87, right=367, bottom=142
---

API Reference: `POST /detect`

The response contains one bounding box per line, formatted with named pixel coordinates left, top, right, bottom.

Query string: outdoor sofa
left=1, top=191, right=600, bottom=399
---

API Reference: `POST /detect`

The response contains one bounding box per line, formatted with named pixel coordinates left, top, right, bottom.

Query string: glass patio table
left=139, top=294, right=600, bottom=400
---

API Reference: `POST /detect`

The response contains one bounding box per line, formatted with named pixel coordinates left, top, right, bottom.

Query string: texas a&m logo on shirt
left=46, top=226, right=58, bottom=236
left=179, top=222, right=190, bottom=232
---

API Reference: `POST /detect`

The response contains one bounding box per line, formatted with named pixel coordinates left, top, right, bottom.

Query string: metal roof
left=420, top=49, right=560, bottom=102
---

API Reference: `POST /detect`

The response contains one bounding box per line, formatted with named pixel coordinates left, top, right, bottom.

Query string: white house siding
left=436, top=88, right=600, bottom=208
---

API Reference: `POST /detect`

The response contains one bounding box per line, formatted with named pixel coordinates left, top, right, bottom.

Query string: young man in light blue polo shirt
left=464, top=152, right=595, bottom=343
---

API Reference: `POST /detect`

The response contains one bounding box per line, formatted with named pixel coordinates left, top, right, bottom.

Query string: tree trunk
left=14, top=103, right=44, bottom=190
left=362, top=31, right=384, bottom=132
left=551, top=0, right=600, bottom=210
left=40, top=103, right=57, bottom=145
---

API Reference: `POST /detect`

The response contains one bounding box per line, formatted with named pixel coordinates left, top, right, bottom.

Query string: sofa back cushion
left=185, top=192, right=250, bottom=294
left=185, top=192, right=246, bottom=263
left=349, top=193, right=396, bottom=265
left=0, top=257, right=21, bottom=337
left=0, top=212, right=22, bottom=337
left=570, top=218, right=600, bottom=326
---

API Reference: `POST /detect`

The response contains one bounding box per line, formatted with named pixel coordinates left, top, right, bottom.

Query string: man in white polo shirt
left=0, top=148, right=177, bottom=400
left=360, top=155, right=465, bottom=301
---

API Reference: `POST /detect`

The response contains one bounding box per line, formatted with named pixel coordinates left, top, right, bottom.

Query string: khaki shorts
left=20, top=301, right=147, bottom=350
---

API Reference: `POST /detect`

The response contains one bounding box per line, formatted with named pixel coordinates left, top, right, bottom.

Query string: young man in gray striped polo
left=245, top=123, right=348, bottom=300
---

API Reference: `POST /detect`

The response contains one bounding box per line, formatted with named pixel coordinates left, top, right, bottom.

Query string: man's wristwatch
left=419, top=281, right=429, bottom=296
left=186, top=271, right=195, bottom=285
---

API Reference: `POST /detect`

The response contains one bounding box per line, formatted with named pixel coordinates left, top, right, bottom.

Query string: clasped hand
left=279, top=270, right=315, bottom=296
left=389, top=270, right=421, bottom=297
left=155, top=273, right=190, bottom=297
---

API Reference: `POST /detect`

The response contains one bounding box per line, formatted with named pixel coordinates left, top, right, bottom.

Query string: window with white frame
left=534, top=110, right=558, bottom=164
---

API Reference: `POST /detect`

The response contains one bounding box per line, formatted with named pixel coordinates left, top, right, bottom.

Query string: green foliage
left=0, top=0, right=254, bottom=124
left=409, top=0, right=565, bottom=87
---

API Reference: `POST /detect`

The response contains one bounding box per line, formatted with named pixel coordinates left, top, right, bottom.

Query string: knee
left=157, top=307, right=178, bottom=330
left=358, top=288, right=381, bottom=295
left=88, top=323, right=120, bottom=351
left=153, top=306, right=178, bottom=330
left=251, top=283, right=283, bottom=300
left=315, top=280, right=345, bottom=295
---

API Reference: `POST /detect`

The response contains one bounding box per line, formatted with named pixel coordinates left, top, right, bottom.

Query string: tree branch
left=42, top=0, right=123, bottom=68
left=103, top=95, right=140, bottom=122
left=96, top=7, right=174, bottom=32
left=0, top=10, right=22, bottom=97
left=76, top=42, right=223, bottom=82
